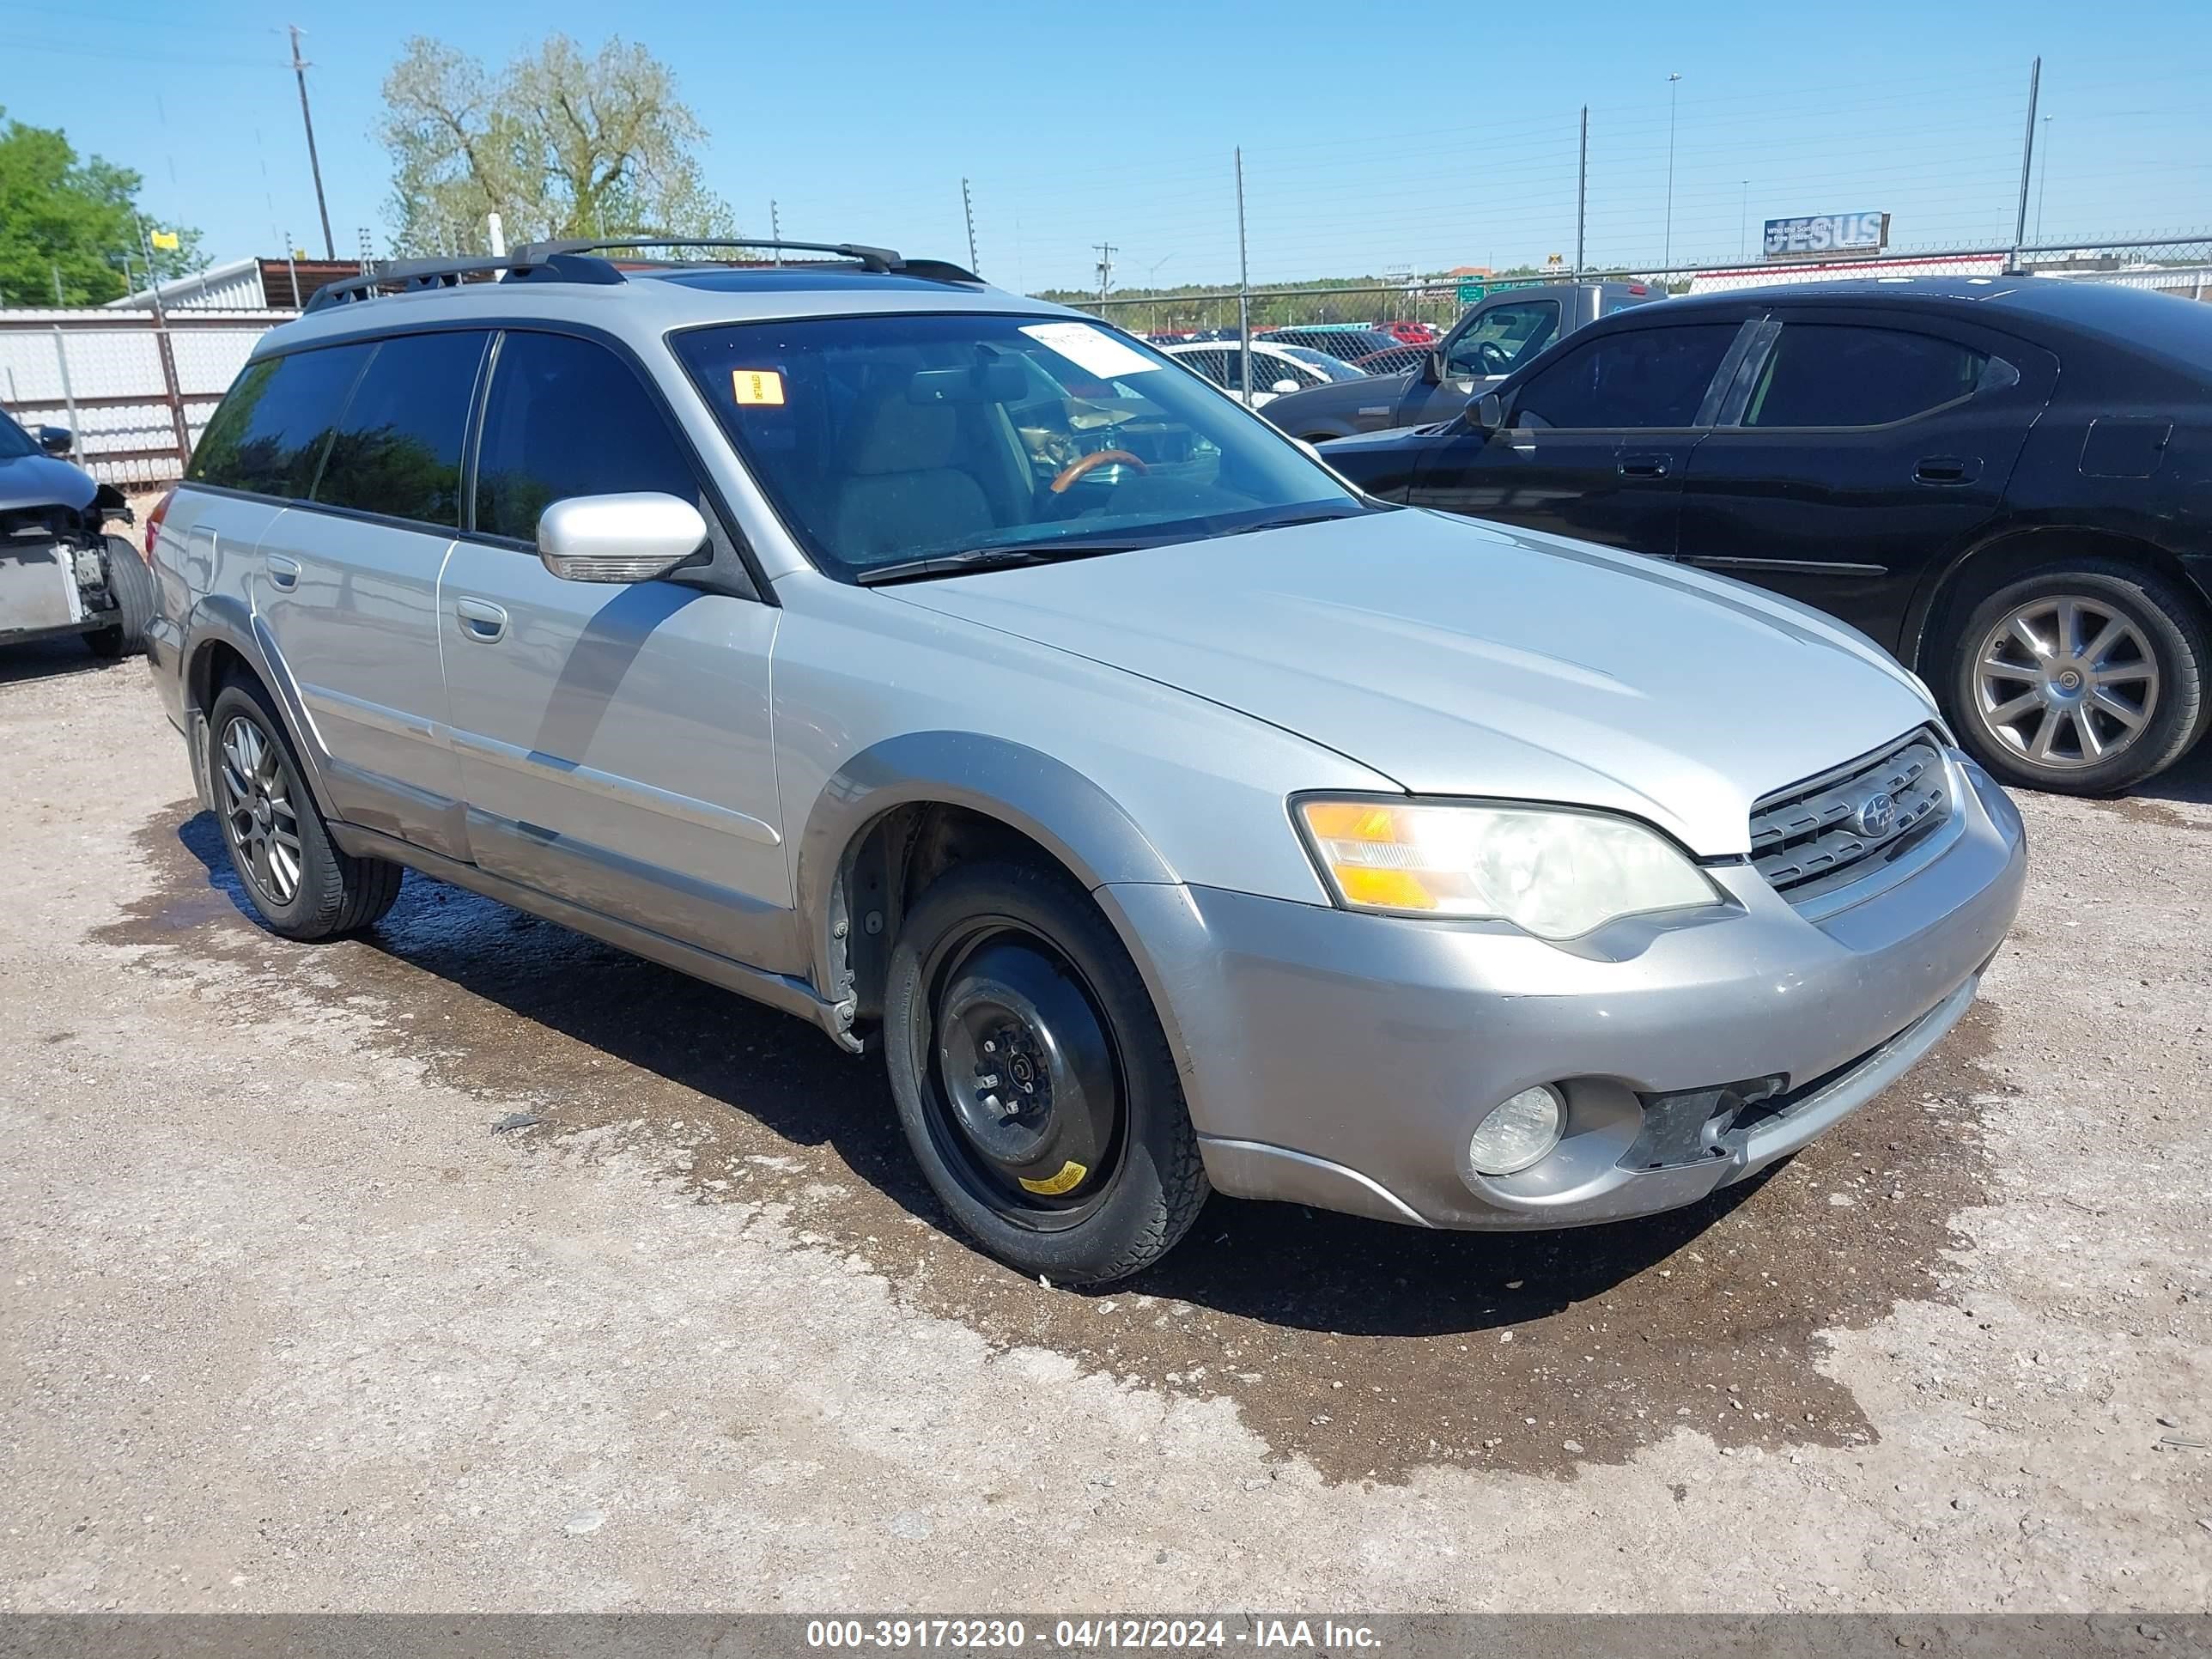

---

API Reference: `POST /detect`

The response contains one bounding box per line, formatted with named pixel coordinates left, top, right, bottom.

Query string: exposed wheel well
left=187, top=639, right=258, bottom=715
left=833, top=803, right=1086, bottom=1031
left=1912, top=526, right=2212, bottom=675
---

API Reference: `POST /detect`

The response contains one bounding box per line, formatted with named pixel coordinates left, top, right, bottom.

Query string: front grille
left=1750, top=729, right=1950, bottom=903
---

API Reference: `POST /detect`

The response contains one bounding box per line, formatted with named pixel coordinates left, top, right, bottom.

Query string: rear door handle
left=265, top=555, right=301, bottom=592
left=1619, top=453, right=1671, bottom=479
left=454, top=597, right=508, bottom=643
left=1914, top=456, right=1978, bottom=485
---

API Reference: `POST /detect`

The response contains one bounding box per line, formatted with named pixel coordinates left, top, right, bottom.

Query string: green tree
left=380, top=33, right=735, bottom=257
left=0, top=109, right=208, bottom=306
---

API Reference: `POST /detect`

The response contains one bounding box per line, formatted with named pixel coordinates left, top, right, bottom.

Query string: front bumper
left=1102, top=752, right=2027, bottom=1231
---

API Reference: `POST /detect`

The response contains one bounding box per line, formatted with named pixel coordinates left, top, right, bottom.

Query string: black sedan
left=1318, top=276, right=2212, bottom=794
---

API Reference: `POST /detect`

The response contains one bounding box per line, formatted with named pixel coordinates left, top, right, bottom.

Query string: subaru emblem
left=1852, top=791, right=1899, bottom=840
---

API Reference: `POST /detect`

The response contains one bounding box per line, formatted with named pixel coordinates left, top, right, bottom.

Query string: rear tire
left=1940, top=560, right=2209, bottom=795
left=207, top=679, right=402, bottom=940
left=84, top=537, right=155, bottom=659
left=884, top=860, right=1208, bottom=1285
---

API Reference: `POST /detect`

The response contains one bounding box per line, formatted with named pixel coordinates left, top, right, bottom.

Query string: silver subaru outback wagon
left=143, top=240, right=2027, bottom=1285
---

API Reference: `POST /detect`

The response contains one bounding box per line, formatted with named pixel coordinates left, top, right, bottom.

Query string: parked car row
left=139, top=239, right=2026, bottom=1285
left=1313, top=275, right=2212, bottom=796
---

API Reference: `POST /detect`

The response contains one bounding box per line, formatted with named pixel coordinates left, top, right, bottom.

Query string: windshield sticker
left=730, top=368, right=787, bottom=406
left=1018, top=322, right=1158, bottom=380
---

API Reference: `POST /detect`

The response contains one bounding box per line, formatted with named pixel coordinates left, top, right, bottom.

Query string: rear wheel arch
left=1908, top=524, right=2212, bottom=678
left=180, top=611, right=339, bottom=821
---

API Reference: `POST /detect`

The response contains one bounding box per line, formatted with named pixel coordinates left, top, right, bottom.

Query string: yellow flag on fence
left=149, top=229, right=180, bottom=252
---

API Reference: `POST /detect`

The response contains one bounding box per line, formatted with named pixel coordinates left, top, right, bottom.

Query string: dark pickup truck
left=1260, top=280, right=1663, bottom=442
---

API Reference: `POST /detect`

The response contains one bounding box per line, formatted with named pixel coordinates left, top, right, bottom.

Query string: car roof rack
left=303, top=250, right=623, bottom=313
left=303, top=240, right=983, bottom=314
left=517, top=237, right=982, bottom=285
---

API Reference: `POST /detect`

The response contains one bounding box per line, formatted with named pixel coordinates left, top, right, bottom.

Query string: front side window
left=672, top=313, right=1370, bottom=580
left=1512, top=323, right=1740, bottom=430
left=474, top=331, right=704, bottom=543
left=1447, top=301, right=1561, bottom=379
left=0, top=412, right=36, bottom=460
left=1745, top=324, right=1993, bottom=428
left=187, top=343, right=373, bottom=498
left=313, top=331, right=489, bottom=526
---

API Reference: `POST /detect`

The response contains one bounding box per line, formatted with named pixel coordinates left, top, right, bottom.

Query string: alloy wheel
left=219, top=714, right=304, bottom=906
left=1971, top=593, right=2160, bottom=772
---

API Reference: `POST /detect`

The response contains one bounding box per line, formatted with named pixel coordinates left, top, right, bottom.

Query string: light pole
left=2034, top=115, right=2053, bottom=246
left=1663, top=71, right=1682, bottom=269
left=1739, top=179, right=1749, bottom=261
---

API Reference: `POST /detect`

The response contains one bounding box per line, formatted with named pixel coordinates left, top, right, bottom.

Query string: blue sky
left=4, top=0, right=2209, bottom=293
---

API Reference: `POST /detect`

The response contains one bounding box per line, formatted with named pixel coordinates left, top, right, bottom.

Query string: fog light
left=1469, top=1085, right=1565, bottom=1176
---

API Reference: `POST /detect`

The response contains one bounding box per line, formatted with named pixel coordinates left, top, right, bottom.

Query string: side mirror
left=1271, top=378, right=1301, bottom=397
left=36, top=426, right=72, bottom=458
left=538, top=492, right=708, bottom=584
left=1419, top=350, right=1443, bottom=386
left=1468, top=392, right=1504, bottom=436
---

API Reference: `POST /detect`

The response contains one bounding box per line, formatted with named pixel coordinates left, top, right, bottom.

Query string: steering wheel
left=1049, top=448, right=1148, bottom=495
left=1474, top=338, right=1515, bottom=375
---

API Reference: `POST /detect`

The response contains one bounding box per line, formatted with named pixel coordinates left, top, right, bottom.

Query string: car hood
left=884, top=510, right=1939, bottom=857
left=0, top=453, right=98, bottom=515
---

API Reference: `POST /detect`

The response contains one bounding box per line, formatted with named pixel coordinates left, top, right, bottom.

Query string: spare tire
left=85, top=536, right=155, bottom=659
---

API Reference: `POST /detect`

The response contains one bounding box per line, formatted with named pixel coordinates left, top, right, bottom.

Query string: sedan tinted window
left=313, top=331, right=489, bottom=526
left=474, top=331, right=703, bottom=542
left=187, top=343, right=373, bottom=498
left=1747, top=325, right=1990, bottom=428
left=1513, top=324, right=1739, bottom=429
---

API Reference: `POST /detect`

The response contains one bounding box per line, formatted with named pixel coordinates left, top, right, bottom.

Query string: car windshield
left=1275, top=346, right=1366, bottom=381
left=672, top=313, right=1372, bottom=580
left=0, top=413, right=37, bottom=460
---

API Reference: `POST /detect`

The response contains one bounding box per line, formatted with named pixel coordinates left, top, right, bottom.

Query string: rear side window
left=1513, top=323, right=1739, bottom=429
left=313, top=331, right=490, bottom=526
left=473, top=331, right=703, bottom=542
left=1747, top=325, right=1991, bottom=428
left=186, top=343, right=372, bottom=498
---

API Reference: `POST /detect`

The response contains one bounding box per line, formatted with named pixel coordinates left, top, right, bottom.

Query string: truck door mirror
left=1466, top=391, right=1504, bottom=436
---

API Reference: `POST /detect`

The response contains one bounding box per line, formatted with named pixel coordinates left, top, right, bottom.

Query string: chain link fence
left=1068, top=240, right=2212, bottom=376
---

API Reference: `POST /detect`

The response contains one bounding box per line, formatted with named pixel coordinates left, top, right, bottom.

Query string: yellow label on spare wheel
left=1019, top=1160, right=1088, bottom=1195
left=731, top=369, right=785, bottom=405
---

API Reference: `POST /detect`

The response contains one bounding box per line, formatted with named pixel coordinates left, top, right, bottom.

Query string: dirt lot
left=2, top=643, right=2208, bottom=1612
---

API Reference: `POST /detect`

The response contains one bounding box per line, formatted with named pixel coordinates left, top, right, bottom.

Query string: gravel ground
left=1, top=642, right=2208, bottom=1612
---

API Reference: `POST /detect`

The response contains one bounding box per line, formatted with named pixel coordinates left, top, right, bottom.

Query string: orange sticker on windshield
left=731, top=368, right=786, bottom=406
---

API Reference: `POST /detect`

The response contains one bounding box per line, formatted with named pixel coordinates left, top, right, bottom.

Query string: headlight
left=1296, top=797, right=1720, bottom=939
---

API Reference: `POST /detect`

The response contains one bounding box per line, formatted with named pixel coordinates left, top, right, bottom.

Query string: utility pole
left=1662, top=72, right=1682, bottom=269
left=1234, top=148, right=1251, bottom=405
left=1093, top=241, right=1115, bottom=304
left=1574, top=106, right=1588, bottom=277
left=2010, top=57, right=2042, bottom=271
left=770, top=199, right=782, bottom=264
left=289, top=26, right=334, bottom=260
left=52, top=265, right=65, bottom=307
left=137, top=214, right=191, bottom=462
left=1740, top=179, right=1749, bottom=261
left=2034, top=115, right=2053, bottom=245
left=961, top=178, right=981, bottom=277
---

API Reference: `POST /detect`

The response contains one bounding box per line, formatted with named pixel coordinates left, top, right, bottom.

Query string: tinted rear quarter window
left=187, top=343, right=372, bottom=498
left=1747, top=324, right=1989, bottom=428
left=1514, top=323, right=1739, bottom=429
left=474, top=331, right=703, bottom=541
left=313, top=331, right=490, bottom=526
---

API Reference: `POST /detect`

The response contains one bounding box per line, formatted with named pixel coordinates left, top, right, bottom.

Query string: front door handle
left=265, top=555, right=301, bottom=592
left=1914, top=456, right=1978, bottom=485
left=1619, top=453, right=1671, bottom=479
left=454, top=597, right=508, bottom=643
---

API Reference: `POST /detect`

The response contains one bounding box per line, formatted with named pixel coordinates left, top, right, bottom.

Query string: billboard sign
left=1763, top=211, right=1889, bottom=260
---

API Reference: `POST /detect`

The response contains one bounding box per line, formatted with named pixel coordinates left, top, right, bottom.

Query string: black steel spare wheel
left=928, top=927, right=1125, bottom=1221
left=883, top=860, right=1209, bottom=1284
